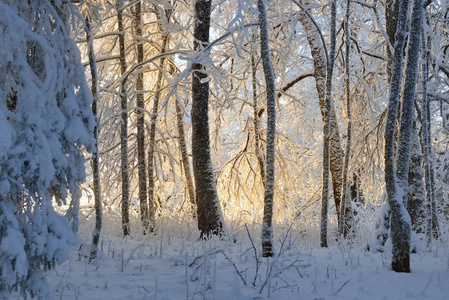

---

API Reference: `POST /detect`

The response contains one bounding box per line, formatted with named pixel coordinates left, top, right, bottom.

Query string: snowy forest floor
left=39, top=223, right=449, bottom=300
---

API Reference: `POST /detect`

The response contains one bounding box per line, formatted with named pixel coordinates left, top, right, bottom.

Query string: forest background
left=1, top=0, right=449, bottom=298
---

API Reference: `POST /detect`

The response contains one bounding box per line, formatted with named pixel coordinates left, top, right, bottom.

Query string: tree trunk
left=192, top=0, right=225, bottom=237
left=386, top=0, right=400, bottom=78
left=175, top=98, right=196, bottom=215
left=298, top=0, right=348, bottom=230
left=257, top=0, right=276, bottom=257
left=251, top=50, right=265, bottom=186
left=118, top=0, right=130, bottom=237
left=133, top=1, right=149, bottom=234
left=85, top=16, right=102, bottom=262
left=421, top=33, right=433, bottom=243
left=339, top=0, right=352, bottom=239
left=147, top=10, right=170, bottom=232
left=407, top=122, right=426, bottom=234
left=386, top=0, right=424, bottom=273
left=319, top=0, right=337, bottom=248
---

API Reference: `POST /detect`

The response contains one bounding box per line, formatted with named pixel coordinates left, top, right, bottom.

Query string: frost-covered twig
left=278, top=223, right=293, bottom=257
left=221, top=251, right=247, bottom=285
left=126, top=244, right=144, bottom=265
left=336, top=279, right=351, bottom=294
left=245, top=224, right=261, bottom=286
left=420, top=274, right=432, bottom=295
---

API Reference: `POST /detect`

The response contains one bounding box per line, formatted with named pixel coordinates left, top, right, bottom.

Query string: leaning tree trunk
left=133, top=1, right=149, bottom=234
left=192, top=0, right=225, bottom=237
left=118, top=0, right=130, bottom=237
left=147, top=9, right=170, bottom=232
left=339, top=0, right=352, bottom=239
left=298, top=0, right=350, bottom=232
left=85, top=16, right=102, bottom=262
left=257, top=0, right=276, bottom=257
left=319, top=0, right=337, bottom=248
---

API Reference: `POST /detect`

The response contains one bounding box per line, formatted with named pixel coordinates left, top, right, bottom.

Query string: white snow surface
left=43, top=231, right=449, bottom=300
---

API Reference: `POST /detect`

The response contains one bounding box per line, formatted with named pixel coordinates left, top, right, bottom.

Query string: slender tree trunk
left=251, top=50, right=265, bottom=186
left=118, top=0, right=130, bottom=237
left=339, top=0, right=352, bottom=239
left=85, top=17, right=102, bottom=262
left=421, top=32, right=433, bottom=244
left=133, top=1, right=149, bottom=234
left=422, top=19, right=440, bottom=237
left=298, top=0, right=348, bottom=229
left=175, top=98, right=196, bottom=215
left=319, top=0, right=337, bottom=248
left=258, top=0, right=276, bottom=257
left=192, top=0, right=225, bottom=237
left=147, top=11, right=170, bottom=232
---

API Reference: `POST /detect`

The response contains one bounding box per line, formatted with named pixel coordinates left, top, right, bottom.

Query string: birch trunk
left=133, top=1, right=149, bottom=234
left=258, top=0, right=276, bottom=257
left=85, top=17, right=102, bottom=262
left=192, top=0, right=225, bottom=237
left=118, top=0, right=130, bottom=237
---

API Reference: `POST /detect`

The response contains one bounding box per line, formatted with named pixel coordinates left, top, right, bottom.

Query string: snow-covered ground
left=43, top=229, right=449, bottom=300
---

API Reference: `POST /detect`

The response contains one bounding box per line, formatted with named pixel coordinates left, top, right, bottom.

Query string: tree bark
left=133, top=1, right=149, bottom=231
left=339, top=0, right=352, bottom=239
left=257, top=0, right=276, bottom=257
left=118, top=0, right=130, bottom=237
left=407, top=122, right=426, bottom=234
left=251, top=50, right=265, bottom=186
left=85, top=16, right=102, bottom=262
left=132, top=1, right=150, bottom=234
left=176, top=97, right=196, bottom=215
left=192, top=0, right=225, bottom=237
left=386, top=0, right=424, bottom=273
left=319, top=0, right=337, bottom=248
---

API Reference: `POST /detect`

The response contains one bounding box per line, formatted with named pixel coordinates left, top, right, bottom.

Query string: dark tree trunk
left=386, top=0, right=400, bottom=78
left=192, top=0, right=225, bottom=237
left=133, top=1, right=149, bottom=234
left=118, top=0, right=130, bottom=237
left=85, top=17, right=102, bottom=262
left=339, top=0, right=353, bottom=239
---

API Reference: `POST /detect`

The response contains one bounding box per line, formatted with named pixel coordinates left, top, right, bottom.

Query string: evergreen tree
left=0, top=1, right=94, bottom=297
